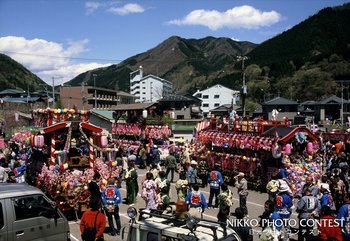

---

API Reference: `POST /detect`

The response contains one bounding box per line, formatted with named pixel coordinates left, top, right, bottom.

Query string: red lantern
left=285, top=144, right=291, bottom=155
left=101, top=135, right=108, bottom=148
left=34, top=135, right=44, bottom=148
left=307, top=142, right=313, bottom=154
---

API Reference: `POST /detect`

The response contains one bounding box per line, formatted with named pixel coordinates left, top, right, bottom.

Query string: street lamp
left=93, top=74, right=97, bottom=109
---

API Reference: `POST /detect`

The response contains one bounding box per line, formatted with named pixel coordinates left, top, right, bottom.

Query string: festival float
left=29, top=108, right=122, bottom=219
left=112, top=107, right=172, bottom=146
left=195, top=116, right=322, bottom=193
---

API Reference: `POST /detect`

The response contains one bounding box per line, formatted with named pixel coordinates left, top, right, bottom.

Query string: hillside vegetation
left=1, top=3, right=350, bottom=113
left=67, top=3, right=350, bottom=106
left=0, top=53, right=47, bottom=92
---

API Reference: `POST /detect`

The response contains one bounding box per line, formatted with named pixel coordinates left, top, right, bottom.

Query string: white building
left=193, top=84, right=240, bottom=116
left=130, top=66, right=173, bottom=103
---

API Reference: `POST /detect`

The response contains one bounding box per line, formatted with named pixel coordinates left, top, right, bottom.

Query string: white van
left=121, top=207, right=242, bottom=241
left=0, top=183, right=70, bottom=241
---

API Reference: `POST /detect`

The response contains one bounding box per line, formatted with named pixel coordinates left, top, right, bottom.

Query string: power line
left=1, top=50, right=122, bottom=63
left=0, top=50, right=218, bottom=64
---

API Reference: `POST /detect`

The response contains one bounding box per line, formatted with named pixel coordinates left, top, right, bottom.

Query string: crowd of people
left=0, top=146, right=30, bottom=184
left=2, top=135, right=350, bottom=241
left=263, top=147, right=350, bottom=241
left=77, top=140, right=350, bottom=241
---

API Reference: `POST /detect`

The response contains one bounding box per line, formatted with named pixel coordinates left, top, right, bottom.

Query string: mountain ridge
left=1, top=3, right=350, bottom=109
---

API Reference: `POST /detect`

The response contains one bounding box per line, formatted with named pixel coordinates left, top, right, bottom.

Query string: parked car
left=0, top=183, right=71, bottom=241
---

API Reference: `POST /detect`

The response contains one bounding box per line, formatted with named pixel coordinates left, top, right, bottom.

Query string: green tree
left=55, top=99, right=63, bottom=109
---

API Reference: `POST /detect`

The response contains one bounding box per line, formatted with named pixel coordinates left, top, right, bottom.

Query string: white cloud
left=37, top=62, right=110, bottom=85
left=107, top=3, right=145, bottom=15
left=85, top=1, right=122, bottom=15
left=231, top=36, right=240, bottom=41
left=85, top=1, right=101, bottom=15
left=0, top=36, right=112, bottom=84
left=168, top=5, right=282, bottom=30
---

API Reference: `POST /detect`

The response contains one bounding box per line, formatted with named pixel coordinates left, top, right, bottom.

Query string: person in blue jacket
left=336, top=193, right=350, bottom=240
left=275, top=183, right=293, bottom=241
left=186, top=183, right=208, bottom=213
left=13, top=160, right=26, bottom=183
left=320, top=186, right=333, bottom=208
left=207, top=163, right=224, bottom=208
left=102, top=178, right=122, bottom=236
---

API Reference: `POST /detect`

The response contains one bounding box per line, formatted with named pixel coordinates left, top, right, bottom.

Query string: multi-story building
left=130, top=66, right=173, bottom=103
left=59, top=86, right=136, bottom=110
left=192, top=84, right=240, bottom=116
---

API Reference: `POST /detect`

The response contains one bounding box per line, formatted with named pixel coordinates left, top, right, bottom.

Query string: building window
left=142, top=92, right=146, bottom=94
left=202, top=103, right=209, bottom=107
left=202, top=95, right=209, bottom=99
left=214, top=103, right=220, bottom=107
left=142, top=87, right=146, bottom=89
left=214, top=95, right=220, bottom=99
left=177, top=115, right=184, bottom=119
left=195, top=93, right=202, bottom=98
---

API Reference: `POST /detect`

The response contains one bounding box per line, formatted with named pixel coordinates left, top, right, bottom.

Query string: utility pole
left=237, top=55, right=248, bottom=118
left=40, top=84, right=49, bottom=108
left=81, top=81, right=87, bottom=110
left=93, top=74, right=97, bottom=109
left=335, top=80, right=350, bottom=125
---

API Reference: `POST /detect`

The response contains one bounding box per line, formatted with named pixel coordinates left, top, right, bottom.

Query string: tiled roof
left=111, top=103, right=156, bottom=111
left=264, top=97, right=298, bottom=105
left=117, top=91, right=135, bottom=97
left=0, top=89, right=26, bottom=95
left=318, top=95, right=350, bottom=104
left=158, top=94, right=196, bottom=102
left=90, top=110, right=114, bottom=120
left=300, top=100, right=317, bottom=105
left=0, top=97, right=41, bottom=103
left=210, top=104, right=239, bottom=112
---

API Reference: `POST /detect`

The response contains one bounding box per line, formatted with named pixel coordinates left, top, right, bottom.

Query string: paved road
left=67, top=167, right=290, bottom=241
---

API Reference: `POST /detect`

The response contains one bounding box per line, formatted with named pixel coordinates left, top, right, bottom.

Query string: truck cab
left=0, top=183, right=70, bottom=241
left=121, top=207, right=242, bottom=241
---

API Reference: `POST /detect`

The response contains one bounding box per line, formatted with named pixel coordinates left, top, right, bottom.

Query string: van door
left=0, top=200, right=8, bottom=241
left=9, top=194, right=69, bottom=241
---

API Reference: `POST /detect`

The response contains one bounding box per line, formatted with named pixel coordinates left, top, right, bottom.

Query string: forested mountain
left=1, top=3, right=350, bottom=111
left=0, top=53, right=47, bottom=92
left=66, top=2, right=350, bottom=106
left=245, top=3, right=350, bottom=105
left=67, top=36, right=256, bottom=94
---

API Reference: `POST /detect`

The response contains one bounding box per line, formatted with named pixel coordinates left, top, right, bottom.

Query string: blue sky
left=0, top=0, right=348, bottom=85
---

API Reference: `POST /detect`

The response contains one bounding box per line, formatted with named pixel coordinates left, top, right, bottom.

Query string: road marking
left=69, top=234, right=80, bottom=241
